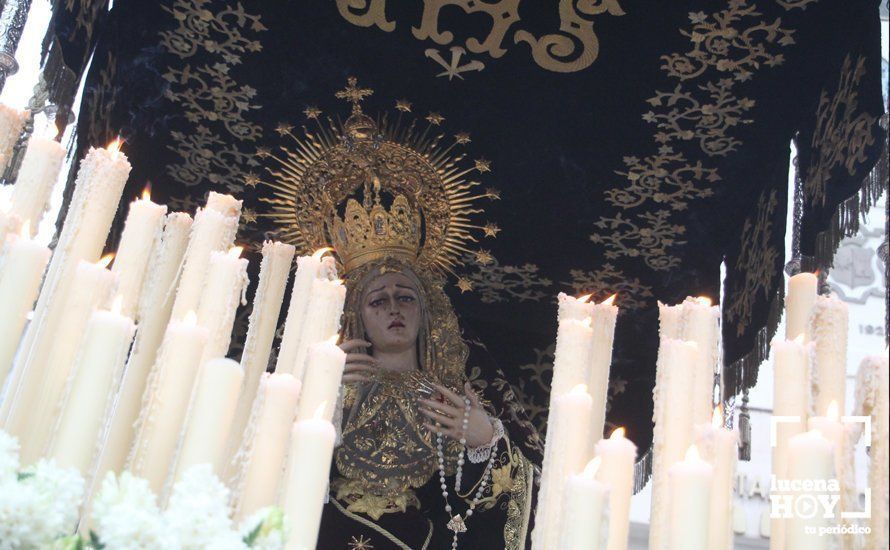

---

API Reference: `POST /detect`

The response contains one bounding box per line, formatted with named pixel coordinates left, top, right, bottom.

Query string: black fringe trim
left=633, top=445, right=652, bottom=494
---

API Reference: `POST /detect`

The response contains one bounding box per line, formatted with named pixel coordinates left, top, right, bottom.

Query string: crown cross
left=336, top=77, right=373, bottom=115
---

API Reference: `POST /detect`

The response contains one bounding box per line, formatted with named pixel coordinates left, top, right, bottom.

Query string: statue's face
left=361, top=271, right=421, bottom=354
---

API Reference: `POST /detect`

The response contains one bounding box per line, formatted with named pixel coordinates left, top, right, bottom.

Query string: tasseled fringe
left=633, top=445, right=653, bottom=494
left=814, top=121, right=889, bottom=273
left=723, top=283, right=785, bottom=400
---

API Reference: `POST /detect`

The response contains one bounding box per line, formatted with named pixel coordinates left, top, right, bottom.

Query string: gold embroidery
left=593, top=1, right=805, bottom=272
left=84, top=51, right=118, bottom=149
left=566, top=262, right=654, bottom=310
left=726, top=189, right=779, bottom=335
left=413, top=0, right=520, bottom=59
left=158, top=0, right=266, bottom=193
left=348, top=534, right=375, bottom=550
left=514, top=0, right=625, bottom=74
left=511, top=345, right=554, bottom=434
left=336, top=0, right=395, bottom=32
left=776, top=0, right=818, bottom=10
left=805, top=54, right=877, bottom=206
left=461, top=254, right=552, bottom=303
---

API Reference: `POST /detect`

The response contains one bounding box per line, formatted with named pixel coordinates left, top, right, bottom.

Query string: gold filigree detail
left=565, top=262, right=654, bottom=310
left=461, top=254, right=552, bottom=303
left=413, top=0, right=521, bottom=59
left=804, top=54, right=877, bottom=206
left=726, top=189, right=779, bottom=335
left=84, top=51, right=118, bottom=149
left=348, top=534, right=375, bottom=550
left=335, top=0, right=395, bottom=32
left=261, top=79, right=497, bottom=276
left=514, top=0, right=625, bottom=73
left=158, top=0, right=266, bottom=193
left=593, top=0, right=804, bottom=270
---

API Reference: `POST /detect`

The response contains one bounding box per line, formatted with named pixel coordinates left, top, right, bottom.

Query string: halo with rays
left=258, top=82, right=499, bottom=277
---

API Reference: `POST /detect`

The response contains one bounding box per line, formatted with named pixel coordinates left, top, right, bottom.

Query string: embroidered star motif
left=395, top=99, right=412, bottom=112
left=303, top=106, right=321, bottom=120
left=457, top=278, right=474, bottom=293
left=483, top=222, right=500, bottom=238
left=244, top=172, right=260, bottom=188
left=485, top=187, right=501, bottom=200
left=474, top=158, right=491, bottom=173
left=426, top=112, right=445, bottom=125
left=454, top=132, right=471, bottom=144
left=275, top=123, right=293, bottom=136
left=241, top=208, right=257, bottom=224
left=475, top=250, right=494, bottom=265
left=256, top=146, right=271, bottom=158
left=348, top=535, right=374, bottom=550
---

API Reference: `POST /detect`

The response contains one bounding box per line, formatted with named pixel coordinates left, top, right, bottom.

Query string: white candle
left=3, top=141, right=130, bottom=423
left=170, top=192, right=241, bottom=320
left=232, top=373, right=301, bottom=521
left=296, top=338, right=346, bottom=422
left=276, top=249, right=334, bottom=374
left=680, top=296, right=720, bottom=425
left=3, top=256, right=115, bottom=465
left=224, top=241, right=294, bottom=476
left=128, top=312, right=209, bottom=494
left=532, top=384, right=594, bottom=550
left=558, top=457, right=609, bottom=550
left=667, top=445, right=713, bottom=550
left=695, top=408, right=738, bottom=550
left=771, top=337, right=809, bottom=549
left=290, top=277, right=346, bottom=381
left=0, top=105, right=28, bottom=173
left=196, top=247, right=249, bottom=365
left=94, top=212, right=193, bottom=478
left=786, top=272, right=818, bottom=341
left=809, top=295, right=848, bottom=416
left=9, top=132, right=66, bottom=235
left=549, top=316, right=593, bottom=398
left=48, top=297, right=136, bottom=474
left=594, top=427, right=636, bottom=550
left=649, top=338, right=698, bottom=550
left=283, top=404, right=336, bottom=550
left=587, top=294, right=617, bottom=446
left=808, top=400, right=854, bottom=536
left=557, top=291, right=594, bottom=322
left=0, top=194, right=19, bottom=247
left=111, top=188, right=167, bottom=319
left=853, top=354, right=889, bottom=550
left=657, top=301, right=683, bottom=340
left=172, top=358, right=243, bottom=484
left=0, top=223, right=50, bottom=385
left=784, top=430, right=836, bottom=549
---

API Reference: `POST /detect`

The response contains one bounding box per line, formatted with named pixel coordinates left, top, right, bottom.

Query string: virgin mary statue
left=263, top=79, right=544, bottom=549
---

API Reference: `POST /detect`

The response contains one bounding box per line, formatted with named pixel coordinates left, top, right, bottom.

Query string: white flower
left=0, top=430, right=19, bottom=483
left=0, top=459, right=84, bottom=549
left=165, top=464, right=244, bottom=550
left=91, top=471, right=174, bottom=549
left=239, top=507, right=287, bottom=550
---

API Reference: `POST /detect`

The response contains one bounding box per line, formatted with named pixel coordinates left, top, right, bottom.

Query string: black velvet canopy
left=40, top=0, right=888, bottom=455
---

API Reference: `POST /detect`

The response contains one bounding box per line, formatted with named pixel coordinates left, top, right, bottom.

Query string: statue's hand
left=418, top=382, right=495, bottom=448
left=339, top=339, right=379, bottom=384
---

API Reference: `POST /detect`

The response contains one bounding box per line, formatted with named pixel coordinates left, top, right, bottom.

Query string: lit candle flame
left=693, top=296, right=712, bottom=307
left=19, top=220, right=31, bottom=238
left=792, top=334, right=805, bottom=345
left=111, top=294, right=124, bottom=315
left=827, top=400, right=839, bottom=421
left=685, top=444, right=701, bottom=462
left=228, top=246, right=244, bottom=258
left=141, top=183, right=152, bottom=201
left=610, top=426, right=626, bottom=439
left=601, top=293, right=618, bottom=306
left=577, top=293, right=593, bottom=303
left=332, top=279, right=344, bottom=286
left=326, top=334, right=340, bottom=345
left=311, top=247, right=333, bottom=260
left=313, top=402, right=327, bottom=420
left=183, top=310, right=198, bottom=325
left=106, top=137, right=123, bottom=155
left=570, top=383, right=589, bottom=395
left=98, top=254, right=115, bottom=269
left=712, top=406, right=723, bottom=429
left=583, top=456, right=602, bottom=478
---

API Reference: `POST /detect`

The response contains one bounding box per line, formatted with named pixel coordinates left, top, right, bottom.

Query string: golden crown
left=260, top=78, right=500, bottom=280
